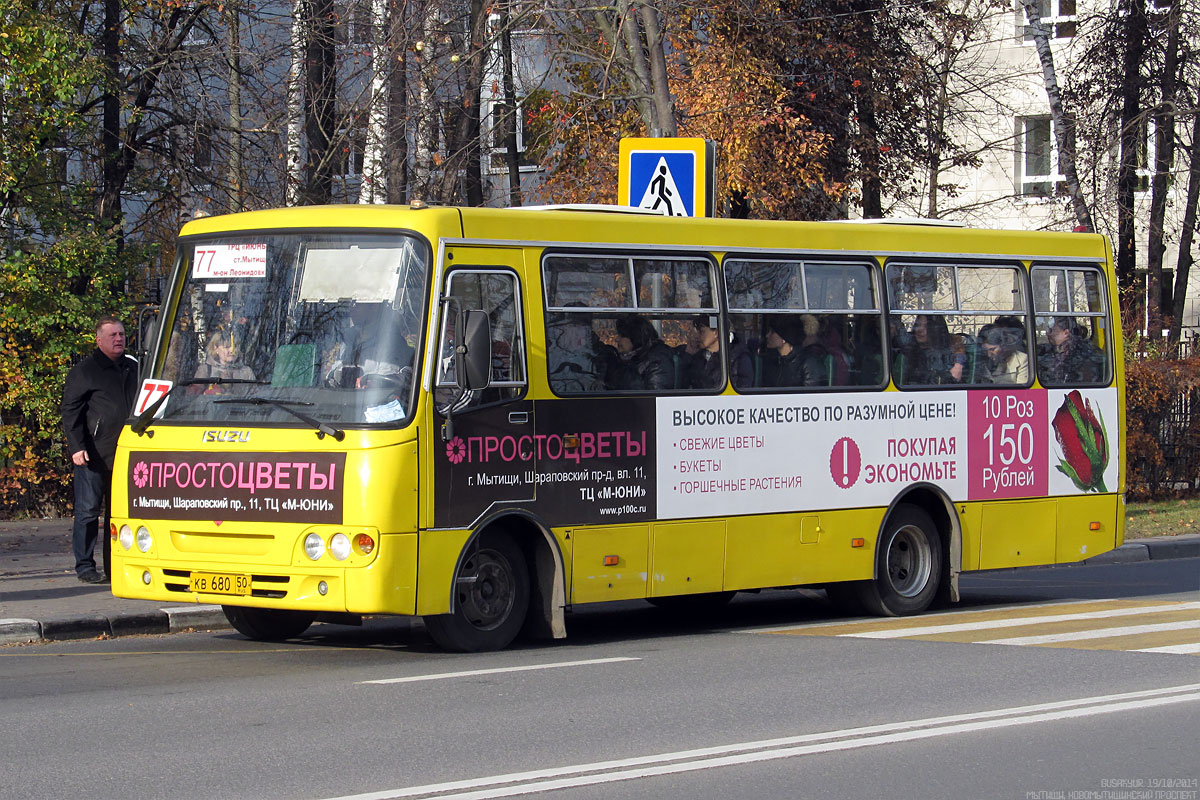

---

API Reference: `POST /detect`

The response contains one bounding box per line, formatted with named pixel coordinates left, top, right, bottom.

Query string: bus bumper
left=111, top=532, right=418, bottom=616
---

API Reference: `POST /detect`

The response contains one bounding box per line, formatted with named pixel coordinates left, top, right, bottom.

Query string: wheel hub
left=886, top=526, right=932, bottom=598
left=457, top=551, right=515, bottom=630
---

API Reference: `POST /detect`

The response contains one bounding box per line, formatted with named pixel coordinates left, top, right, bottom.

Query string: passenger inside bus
left=900, top=315, right=965, bottom=385
left=547, top=311, right=617, bottom=393
left=821, top=315, right=853, bottom=386
left=195, top=329, right=256, bottom=382
left=684, top=315, right=724, bottom=390
left=609, top=315, right=675, bottom=391
left=761, top=315, right=827, bottom=387
left=980, top=316, right=1029, bottom=384
left=328, top=302, right=415, bottom=391
left=1038, top=316, right=1104, bottom=384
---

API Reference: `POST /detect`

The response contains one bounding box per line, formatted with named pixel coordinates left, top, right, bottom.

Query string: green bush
left=0, top=231, right=133, bottom=517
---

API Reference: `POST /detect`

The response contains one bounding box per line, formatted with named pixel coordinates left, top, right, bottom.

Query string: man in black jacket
left=61, top=316, right=138, bottom=583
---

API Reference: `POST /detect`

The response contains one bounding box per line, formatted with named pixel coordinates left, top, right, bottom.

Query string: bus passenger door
left=429, top=250, right=535, bottom=529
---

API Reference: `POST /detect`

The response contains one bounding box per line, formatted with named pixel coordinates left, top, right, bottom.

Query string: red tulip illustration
left=1052, top=390, right=1108, bottom=492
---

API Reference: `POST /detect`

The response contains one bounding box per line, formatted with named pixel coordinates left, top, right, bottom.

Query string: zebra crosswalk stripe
left=980, top=620, right=1200, bottom=646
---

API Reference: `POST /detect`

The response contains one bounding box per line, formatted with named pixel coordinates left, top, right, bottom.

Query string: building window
left=1019, top=0, right=1076, bottom=40
left=488, top=100, right=533, bottom=170
left=1017, top=115, right=1064, bottom=197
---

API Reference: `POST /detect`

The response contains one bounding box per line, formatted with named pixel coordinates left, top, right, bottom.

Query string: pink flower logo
left=445, top=436, right=467, bottom=464
left=133, top=461, right=150, bottom=488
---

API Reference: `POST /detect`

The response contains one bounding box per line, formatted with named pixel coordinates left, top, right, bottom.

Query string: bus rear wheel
left=223, top=606, right=316, bottom=641
left=857, top=504, right=942, bottom=617
left=424, top=530, right=529, bottom=652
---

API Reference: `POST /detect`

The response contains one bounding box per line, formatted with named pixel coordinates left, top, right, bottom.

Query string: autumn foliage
left=1124, top=346, right=1200, bottom=499
left=525, top=0, right=840, bottom=217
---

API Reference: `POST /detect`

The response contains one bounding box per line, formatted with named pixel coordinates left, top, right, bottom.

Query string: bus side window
left=439, top=269, right=526, bottom=411
left=1031, top=266, right=1111, bottom=386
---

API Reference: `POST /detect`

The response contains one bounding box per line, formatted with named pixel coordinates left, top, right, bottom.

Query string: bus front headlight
left=136, top=526, right=153, bottom=552
left=330, top=533, right=351, bottom=561
left=119, top=525, right=134, bottom=550
left=304, top=533, right=325, bottom=560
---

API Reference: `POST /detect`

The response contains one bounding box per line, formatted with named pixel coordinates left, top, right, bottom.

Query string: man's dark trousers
left=72, top=464, right=112, bottom=578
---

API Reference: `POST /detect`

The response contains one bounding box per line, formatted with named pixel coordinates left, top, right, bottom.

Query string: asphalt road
left=2, top=558, right=1197, bottom=800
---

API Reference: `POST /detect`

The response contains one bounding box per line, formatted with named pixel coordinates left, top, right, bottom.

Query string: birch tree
left=1017, top=0, right=1094, bottom=234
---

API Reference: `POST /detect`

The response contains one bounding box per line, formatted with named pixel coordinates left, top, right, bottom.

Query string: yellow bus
left=111, top=205, right=1123, bottom=651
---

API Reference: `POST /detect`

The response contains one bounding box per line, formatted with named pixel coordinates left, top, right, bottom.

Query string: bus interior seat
left=273, top=343, right=317, bottom=387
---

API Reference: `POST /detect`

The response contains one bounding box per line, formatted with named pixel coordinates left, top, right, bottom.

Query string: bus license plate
left=189, top=572, right=250, bottom=596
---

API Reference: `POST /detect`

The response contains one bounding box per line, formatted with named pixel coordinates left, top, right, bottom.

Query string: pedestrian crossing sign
left=618, top=138, right=716, bottom=218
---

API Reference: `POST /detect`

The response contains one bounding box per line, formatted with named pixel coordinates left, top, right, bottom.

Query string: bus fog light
left=119, top=525, right=134, bottom=550
left=142, top=570, right=152, bottom=585
left=355, top=534, right=375, bottom=555
left=330, top=533, right=351, bottom=561
left=304, top=533, right=325, bottom=560
left=318, top=581, right=328, bottom=596
left=136, top=526, right=153, bottom=552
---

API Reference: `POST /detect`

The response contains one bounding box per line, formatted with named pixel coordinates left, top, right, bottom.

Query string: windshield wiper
left=213, top=397, right=345, bottom=441
left=131, top=378, right=269, bottom=436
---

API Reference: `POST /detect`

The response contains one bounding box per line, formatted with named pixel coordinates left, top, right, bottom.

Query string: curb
left=1082, top=536, right=1200, bottom=566
left=0, top=619, right=41, bottom=645
left=0, top=605, right=229, bottom=646
left=1083, top=544, right=1149, bottom=565
left=1146, top=537, right=1200, bottom=560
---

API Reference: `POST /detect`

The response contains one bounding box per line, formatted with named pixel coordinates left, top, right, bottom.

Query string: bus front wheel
left=858, top=504, right=942, bottom=617
left=223, top=606, right=316, bottom=641
left=424, top=530, right=529, bottom=652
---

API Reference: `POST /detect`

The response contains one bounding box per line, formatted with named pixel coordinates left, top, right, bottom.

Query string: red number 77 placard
left=135, top=379, right=173, bottom=416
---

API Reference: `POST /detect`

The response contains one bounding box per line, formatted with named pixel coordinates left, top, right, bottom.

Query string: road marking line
left=1134, top=643, right=1200, bottom=654
left=982, top=620, right=1200, bottom=646
left=746, top=598, right=1117, bottom=634
left=358, top=657, right=640, bottom=685
left=837, top=602, right=1200, bottom=639
left=317, top=684, right=1200, bottom=800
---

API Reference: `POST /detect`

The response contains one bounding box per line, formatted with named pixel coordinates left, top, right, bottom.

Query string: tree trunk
left=436, top=0, right=487, bottom=204
left=385, top=0, right=409, bottom=204
left=637, top=0, right=675, bottom=136
left=303, top=0, right=336, bottom=205
left=97, top=0, right=122, bottom=233
left=1114, top=0, right=1148, bottom=295
left=925, top=34, right=954, bottom=219
left=227, top=2, right=245, bottom=212
left=1145, top=1, right=1179, bottom=339
left=1167, top=104, right=1200, bottom=347
left=286, top=0, right=305, bottom=206
left=500, top=1, right=523, bottom=206
left=412, top=0, right=440, bottom=202
left=1018, top=0, right=1094, bottom=234
left=359, top=0, right=390, bottom=203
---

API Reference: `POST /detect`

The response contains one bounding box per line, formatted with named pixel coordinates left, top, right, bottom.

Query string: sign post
left=618, top=138, right=716, bottom=218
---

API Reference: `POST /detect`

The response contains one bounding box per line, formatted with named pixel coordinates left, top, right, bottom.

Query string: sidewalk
left=2, top=519, right=1198, bottom=646
left=0, top=519, right=230, bottom=645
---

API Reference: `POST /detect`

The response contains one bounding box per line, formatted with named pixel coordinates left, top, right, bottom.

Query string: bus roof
left=177, top=204, right=1109, bottom=262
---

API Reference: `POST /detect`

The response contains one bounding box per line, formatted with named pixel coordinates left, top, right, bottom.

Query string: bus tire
left=424, top=530, right=529, bottom=652
left=858, top=504, right=942, bottom=617
left=222, top=606, right=316, bottom=641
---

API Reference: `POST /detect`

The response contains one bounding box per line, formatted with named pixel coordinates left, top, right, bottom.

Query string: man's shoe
left=77, top=570, right=104, bottom=584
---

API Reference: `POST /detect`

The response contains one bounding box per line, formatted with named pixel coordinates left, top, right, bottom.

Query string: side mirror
left=457, top=309, right=492, bottom=391
left=136, top=307, right=159, bottom=382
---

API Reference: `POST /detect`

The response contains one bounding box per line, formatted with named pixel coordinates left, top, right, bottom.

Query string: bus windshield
left=152, top=231, right=428, bottom=427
